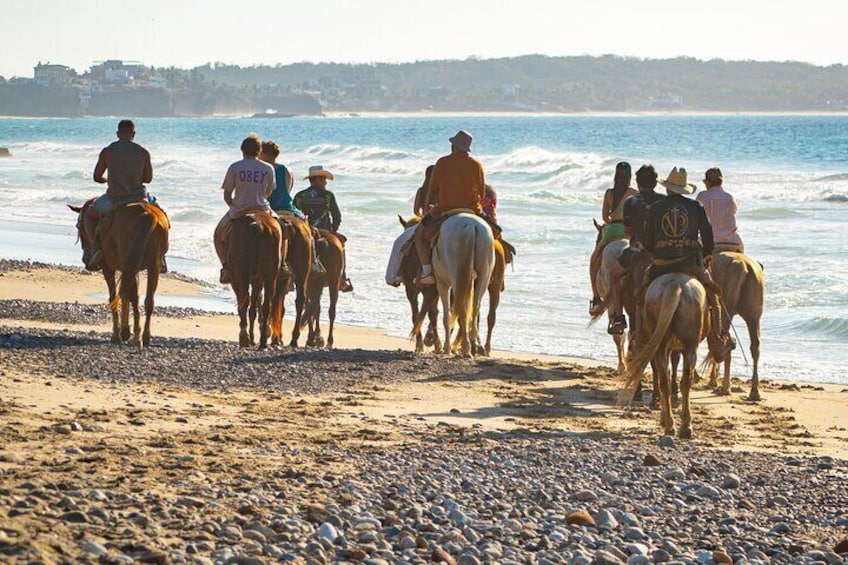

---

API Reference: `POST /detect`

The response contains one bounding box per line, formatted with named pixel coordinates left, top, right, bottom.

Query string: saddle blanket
left=386, top=225, right=417, bottom=285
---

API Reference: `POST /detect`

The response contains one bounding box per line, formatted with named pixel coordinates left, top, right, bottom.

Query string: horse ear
left=68, top=204, right=82, bottom=213
left=398, top=214, right=408, bottom=228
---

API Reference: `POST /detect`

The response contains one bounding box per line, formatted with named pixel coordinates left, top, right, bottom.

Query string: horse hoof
left=678, top=427, right=692, bottom=439
left=111, top=336, right=121, bottom=344
left=747, top=391, right=762, bottom=402
left=713, top=387, right=730, bottom=396
left=121, top=328, right=131, bottom=342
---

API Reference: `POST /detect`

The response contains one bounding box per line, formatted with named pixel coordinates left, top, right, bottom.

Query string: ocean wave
left=823, top=194, right=848, bottom=203
left=746, top=207, right=805, bottom=219
left=814, top=172, right=848, bottom=182
left=303, top=143, right=417, bottom=161
left=169, top=209, right=219, bottom=223
left=793, top=316, right=848, bottom=339
left=16, top=141, right=100, bottom=154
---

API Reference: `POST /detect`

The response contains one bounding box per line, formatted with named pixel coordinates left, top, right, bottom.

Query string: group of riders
left=589, top=161, right=743, bottom=362
left=81, top=120, right=740, bottom=360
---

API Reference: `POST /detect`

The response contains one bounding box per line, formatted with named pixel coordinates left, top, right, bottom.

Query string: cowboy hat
left=303, top=165, right=334, bottom=180
left=658, top=166, right=696, bottom=195
left=449, top=130, right=473, bottom=152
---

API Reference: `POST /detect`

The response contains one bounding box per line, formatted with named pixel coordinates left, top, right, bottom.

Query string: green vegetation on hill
left=3, top=55, right=848, bottom=117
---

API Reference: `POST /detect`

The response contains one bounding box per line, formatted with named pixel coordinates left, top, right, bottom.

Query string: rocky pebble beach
left=1, top=290, right=847, bottom=564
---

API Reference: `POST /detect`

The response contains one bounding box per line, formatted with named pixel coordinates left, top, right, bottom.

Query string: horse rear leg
left=142, top=267, right=160, bottom=347
left=679, top=346, right=697, bottom=439
left=484, top=288, right=500, bottom=356
left=233, top=282, right=250, bottom=347
left=259, top=277, right=275, bottom=349
left=290, top=279, right=306, bottom=348
left=248, top=282, right=260, bottom=346
left=440, top=289, right=452, bottom=355
left=104, top=269, right=120, bottom=343
left=656, top=351, right=674, bottom=436
left=747, top=316, right=762, bottom=401
left=270, top=276, right=286, bottom=346
left=327, top=286, right=338, bottom=350
left=120, top=286, right=131, bottom=343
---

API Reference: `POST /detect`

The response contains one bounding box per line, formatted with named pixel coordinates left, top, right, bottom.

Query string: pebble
left=566, top=510, right=596, bottom=527
left=721, top=473, right=741, bottom=489
left=658, top=436, right=676, bottom=448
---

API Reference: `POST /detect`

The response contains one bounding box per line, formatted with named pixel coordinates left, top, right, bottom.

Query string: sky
left=2, top=0, right=847, bottom=77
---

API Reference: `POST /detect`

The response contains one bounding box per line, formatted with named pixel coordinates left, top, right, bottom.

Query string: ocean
left=0, top=114, right=846, bottom=383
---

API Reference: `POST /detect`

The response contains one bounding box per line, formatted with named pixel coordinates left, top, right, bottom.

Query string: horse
left=621, top=273, right=713, bottom=439
left=227, top=212, right=282, bottom=348
left=708, top=251, right=765, bottom=401
left=397, top=215, right=441, bottom=353
left=303, top=229, right=344, bottom=349
left=69, top=200, right=169, bottom=348
left=270, top=215, right=314, bottom=348
left=415, top=212, right=494, bottom=358
left=589, top=227, right=630, bottom=373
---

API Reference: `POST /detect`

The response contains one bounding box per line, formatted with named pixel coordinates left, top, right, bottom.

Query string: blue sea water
left=0, top=114, right=847, bottom=383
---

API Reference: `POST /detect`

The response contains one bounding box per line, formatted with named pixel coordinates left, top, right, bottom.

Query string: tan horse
left=271, top=215, right=314, bottom=347
left=621, top=273, right=712, bottom=438
left=228, top=212, right=282, bottom=348
left=69, top=200, right=169, bottom=348
left=709, top=251, right=765, bottom=401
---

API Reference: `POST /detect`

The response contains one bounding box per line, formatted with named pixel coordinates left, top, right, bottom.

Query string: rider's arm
left=698, top=204, right=715, bottom=258
left=93, top=148, right=109, bottom=184
left=284, top=168, right=294, bottom=194
left=142, top=148, right=153, bottom=184
left=601, top=189, right=613, bottom=223
left=329, top=192, right=341, bottom=232
left=222, top=165, right=235, bottom=207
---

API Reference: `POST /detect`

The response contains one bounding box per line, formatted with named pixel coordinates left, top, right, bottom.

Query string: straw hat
left=449, top=130, right=473, bottom=152
left=658, top=167, right=696, bottom=195
left=304, top=165, right=334, bottom=180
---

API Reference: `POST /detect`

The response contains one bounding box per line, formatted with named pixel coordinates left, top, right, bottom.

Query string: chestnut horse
left=228, top=212, right=282, bottom=348
left=270, top=215, right=314, bottom=347
left=304, top=229, right=344, bottom=349
left=397, top=215, right=440, bottom=353
left=69, top=200, right=169, bottom=348
left=621, top=273, right=713, bottom=438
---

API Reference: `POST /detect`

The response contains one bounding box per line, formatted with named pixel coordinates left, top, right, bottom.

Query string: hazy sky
left=2, top=0, right=847, bottom=77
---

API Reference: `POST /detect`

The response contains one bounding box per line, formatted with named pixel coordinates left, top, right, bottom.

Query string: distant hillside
left=3, top=55, right=848, bottom=116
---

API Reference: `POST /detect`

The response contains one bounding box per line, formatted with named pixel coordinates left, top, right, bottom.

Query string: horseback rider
left=214, top=134, right=276, bottom=285
left=415, top=130, right=486, bottom=285
left=259, top=139, right=317, bottom=278
left=413, top=165, right=435, bottom=218
left=640, top=167, right=735, bottom=360
left=696, top=167, right=745, bottom=253
left=293, top=166, right=353, bottom=292
left=606, top=164, right=665, bottom=334
left=481, top=183, right=517, bottom=264
left=589, top=162, right=637, bottom=315
left=84, top=119, right=165, bottom=272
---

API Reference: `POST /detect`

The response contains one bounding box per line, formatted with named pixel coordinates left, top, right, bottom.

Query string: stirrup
left=160, top=257, right=168, bottom=274
left=219, top=268, right=231, bottom=285
left=339, top=278, right=354, bottom=293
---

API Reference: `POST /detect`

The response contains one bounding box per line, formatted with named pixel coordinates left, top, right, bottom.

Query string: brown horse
left=228, top=212, right=282, bottom=348
left=397, top=215, right=441, bottom=353
left=69, top=200, right=169, bottom=348
left=304, top=230, right=344, bottom=348
left=621, top=273, right=713, bottom=438
left=709, top=251, right=765, bottom=401
left=270, top=215, right=314, bottom=347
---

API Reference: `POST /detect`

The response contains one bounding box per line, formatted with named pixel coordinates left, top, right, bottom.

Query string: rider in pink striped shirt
left=696, top=167, right=744, bottom=253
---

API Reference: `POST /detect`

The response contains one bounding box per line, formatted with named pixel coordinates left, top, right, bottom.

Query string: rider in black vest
left=640, top=167, right=735, bottom=361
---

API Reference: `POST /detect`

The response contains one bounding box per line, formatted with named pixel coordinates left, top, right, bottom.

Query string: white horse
left=430, top=213, right=495, bottom=357
left=591, top=238, right=630, bottom=373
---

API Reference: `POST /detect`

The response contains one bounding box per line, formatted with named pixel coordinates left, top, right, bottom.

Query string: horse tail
left=119, top=209, right=157, bottom=305
left=619, top=280, right=682, bottom=405
left=449, top=222, right=477, bottom=337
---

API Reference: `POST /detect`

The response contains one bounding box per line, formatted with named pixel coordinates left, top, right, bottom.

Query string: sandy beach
left=1, top=260, right=847, bottom=564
